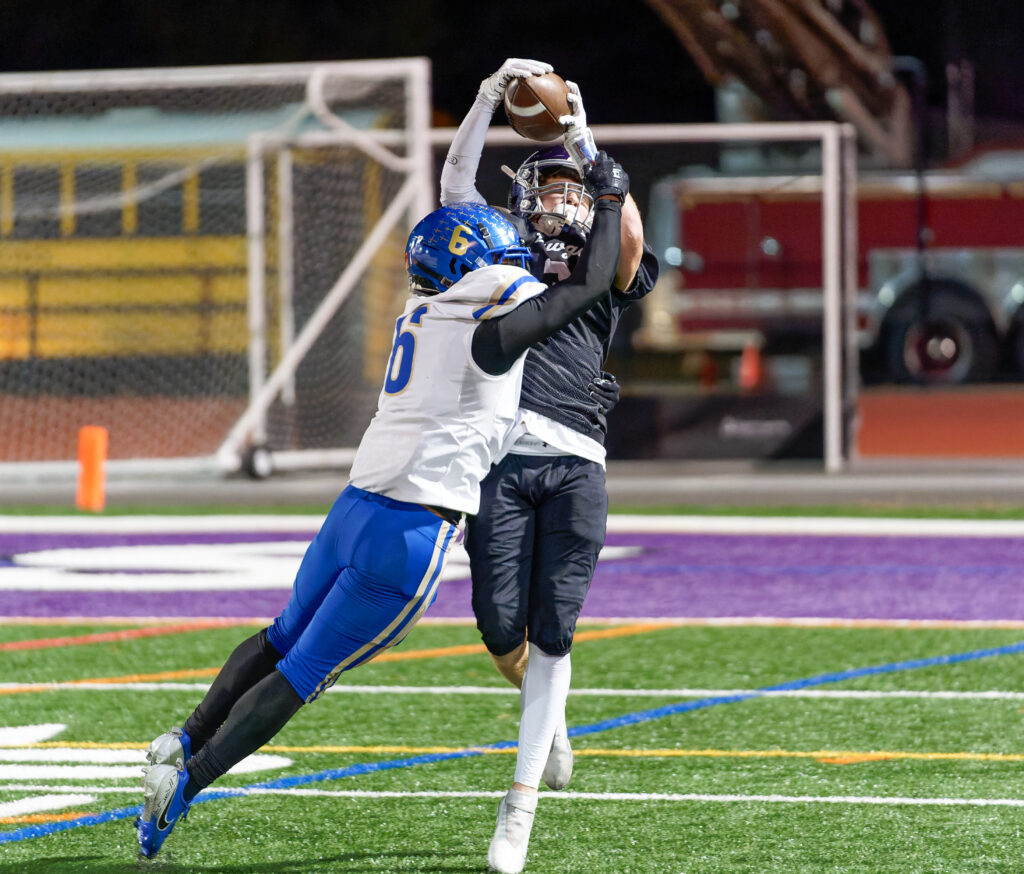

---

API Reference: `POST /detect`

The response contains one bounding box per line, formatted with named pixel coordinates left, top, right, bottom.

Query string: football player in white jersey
left=443, top=61, right=658, bottom=874
left=133, top=154, right=630, bottom=863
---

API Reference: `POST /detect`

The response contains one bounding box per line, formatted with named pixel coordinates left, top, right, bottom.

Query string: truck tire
left=881, top=285, right=998, bottom=384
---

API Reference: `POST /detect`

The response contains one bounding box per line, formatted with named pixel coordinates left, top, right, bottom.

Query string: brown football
left=503, top=72, right=570, bottom=142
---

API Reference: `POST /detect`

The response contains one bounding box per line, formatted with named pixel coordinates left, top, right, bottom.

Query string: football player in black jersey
left=441, top=59, right=659, bottom=874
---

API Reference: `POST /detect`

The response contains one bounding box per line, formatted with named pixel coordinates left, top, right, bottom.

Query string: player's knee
left=476, top=613, right=526, bottom=656
left=490, top=642, right=528, bottom=686
left=528, top=619, right=575, bottom=657
left=479, top=624, right=526, bottom=657
left=473, top=600, right=525, bottom=656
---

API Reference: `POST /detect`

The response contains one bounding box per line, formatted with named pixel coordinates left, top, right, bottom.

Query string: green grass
left=3, top=622, right=1024, bottom=871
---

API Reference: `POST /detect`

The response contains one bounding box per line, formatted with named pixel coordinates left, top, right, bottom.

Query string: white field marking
left=0, top=794, right=95, bottom=817
left=0, top=765, right=152, bottom=780
left=4, top=513, right=1024, bottom=538
left=0, top=725, right=65, bottom=745
left=2, top=542, right=308, bottom=591
left=0, top=515, right=326, bottom=533
left=189, top=789, right=1024, bottom=808
left=0, top=616, right=273, bottom=626
left=0, top=682, right=216, bottom=693
left=0, top=754, right=291, bottom=781
left=4, top=681, right=1024, bottom=702
left=0, top=785, right=140, bottom=794
left=6, top=615, right=1024, bottom=630
left=0, top=748, right=147, bottom=763
left=4, top=513, right=988, bottom=536
left=607, top=514, right=1024, bottom=538
left=0, top=543, right=639, bottom=592
left=3, top=786, right=1024, bottom=809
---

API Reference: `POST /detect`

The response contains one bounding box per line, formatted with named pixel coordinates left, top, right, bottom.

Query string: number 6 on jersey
left=384, top=304, right=429, bottom=394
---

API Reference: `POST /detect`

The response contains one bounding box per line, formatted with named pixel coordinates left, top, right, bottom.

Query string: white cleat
left=541, top=722, right=573, bottom=790
left=145, top=726, right=191, bottom=768
left=487, top=788, right=538, bottom=874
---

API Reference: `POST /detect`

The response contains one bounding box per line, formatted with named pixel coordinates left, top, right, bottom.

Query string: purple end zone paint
left=424, top=532, right=1024, bottom=622
left=0, top=531, right=308, bottom=619
left=3, top=529, right=1024, bottom=622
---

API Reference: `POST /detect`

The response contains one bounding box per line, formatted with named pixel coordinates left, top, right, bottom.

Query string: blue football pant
left=268, top=485, right=458, bottom=702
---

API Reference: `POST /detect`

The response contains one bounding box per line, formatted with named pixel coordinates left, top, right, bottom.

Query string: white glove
left=477, top=58, right=553, bottom=110
left=560, top=80, right=598, bottom=172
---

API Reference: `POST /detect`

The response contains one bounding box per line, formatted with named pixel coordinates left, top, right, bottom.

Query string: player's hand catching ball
left=583, top=151, right=629, bottom=203
left=560, top=81, right=598, bottom=171
left=478, top=58, right=553, bottom=110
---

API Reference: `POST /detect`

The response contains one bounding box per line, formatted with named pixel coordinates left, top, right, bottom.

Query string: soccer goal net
left=0, top=59, right=431, bottom=480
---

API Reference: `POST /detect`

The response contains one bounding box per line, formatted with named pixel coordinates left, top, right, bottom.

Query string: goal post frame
left=426, top=121, right=859, bottom=474
left=0, top=58, right=433, bottom=482
left=0, top=76, right=856, bottom=480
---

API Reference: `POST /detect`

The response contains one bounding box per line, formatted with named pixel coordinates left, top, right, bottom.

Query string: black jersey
left=517, top=228, right=659, bottom=445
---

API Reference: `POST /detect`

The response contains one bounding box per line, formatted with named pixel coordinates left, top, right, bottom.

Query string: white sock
left=513, top=644, right=571, bottom=788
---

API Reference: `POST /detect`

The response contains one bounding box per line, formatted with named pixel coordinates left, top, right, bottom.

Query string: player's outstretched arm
left=472, top=152, right=630, bottom=374
left=440, top=58, right=552, bottom=206
left=615, top=194, right=645, bottom=292
left=559, top=80, right=598, bottom=172
left=557, top=83, right=644, bottom=291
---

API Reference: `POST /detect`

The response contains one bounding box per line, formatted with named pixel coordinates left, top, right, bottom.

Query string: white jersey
left=349, top=264, right=546, bottom=515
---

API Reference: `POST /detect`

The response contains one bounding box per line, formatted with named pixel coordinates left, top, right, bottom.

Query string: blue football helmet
left=405, top=202, right=533, bottom=293
left=505, top=145, right=594, bottom=243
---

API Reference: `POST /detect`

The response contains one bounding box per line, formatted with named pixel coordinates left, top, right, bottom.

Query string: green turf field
left=3, top=620, right=1024, bottom=872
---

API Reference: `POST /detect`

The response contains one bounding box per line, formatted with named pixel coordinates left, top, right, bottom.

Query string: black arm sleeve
left=471, top=199, right=623, bottom=375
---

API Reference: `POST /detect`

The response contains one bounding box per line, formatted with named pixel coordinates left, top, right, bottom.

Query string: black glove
left=583, top=150, right=629, bottom=203
left=588, top=371, right=620, bottom=431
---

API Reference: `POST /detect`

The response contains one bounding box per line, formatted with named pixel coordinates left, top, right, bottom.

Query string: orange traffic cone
left=76, top=426, right=108, bottom=512
left=738, top=342, right=765, bottom=392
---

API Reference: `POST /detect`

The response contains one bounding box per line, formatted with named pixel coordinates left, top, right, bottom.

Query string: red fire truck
left=646, top=147, right=1024, bottom=384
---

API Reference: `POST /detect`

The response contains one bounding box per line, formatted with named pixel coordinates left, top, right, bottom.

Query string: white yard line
left=2, top=682, right=1023, bottom=701
left=0, top=754, right=291, bottom=780
left=0, top=765, right=148, bottom=780
left=237, top=789, right=1024, bottom=808
left=4, top=786, right=1023, bottom=809
left=606, top=515, right=1024, bottom=537
left=0, top=724, right=65, bottom=745
left=4, top=514, right=1024, bottom=538
left=0, top=516, right=325, bottom=533
left=0, top=793, right=95, bottom=816
left=5, top=616, right=1024, bottom=629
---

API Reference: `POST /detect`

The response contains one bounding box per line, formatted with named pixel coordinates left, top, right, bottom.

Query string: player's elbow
left=620, top=197, right=644, bottom=250
left=615, top=208, right=645, bottom=290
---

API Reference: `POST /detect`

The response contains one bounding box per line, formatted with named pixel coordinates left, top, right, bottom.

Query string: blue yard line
left=0, top=804, right=141, bottom=845
left=201, top=748, right=483, bottom=797
left=5, top=638, right=1024, bottom=846
left=567, top=638, right=1024, bottom=738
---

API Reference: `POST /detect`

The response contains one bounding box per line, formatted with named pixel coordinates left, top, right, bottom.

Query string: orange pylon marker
left=738, top=342, right=765, bottom=392
left=76, top=425, right=108, bottom=512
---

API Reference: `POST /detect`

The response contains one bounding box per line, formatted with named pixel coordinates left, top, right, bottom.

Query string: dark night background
left=1, top=0, right=1022, bottom=149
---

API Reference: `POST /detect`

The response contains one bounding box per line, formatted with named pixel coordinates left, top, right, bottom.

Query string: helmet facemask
left=504, top=148, right=595, bottom=241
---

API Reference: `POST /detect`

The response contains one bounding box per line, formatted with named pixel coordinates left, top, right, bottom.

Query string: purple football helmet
left=505, top=145, right=594, bottom=242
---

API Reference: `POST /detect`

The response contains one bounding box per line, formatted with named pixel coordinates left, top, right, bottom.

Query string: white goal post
left=249, top=121, right=858, bottom=476
left=0, top=62, right=855, bottom=482
left=430, top=122, right=859, bottom=474
left=0, top=58, right=432, bottom=482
